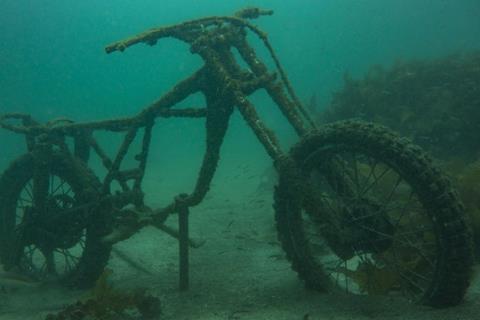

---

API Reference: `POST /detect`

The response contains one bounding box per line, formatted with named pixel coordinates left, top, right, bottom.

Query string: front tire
left=275, top=120, right=473, bottom=307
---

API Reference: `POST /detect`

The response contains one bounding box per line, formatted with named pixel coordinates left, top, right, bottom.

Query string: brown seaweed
left=320, top=52, right=480, bottom=162
left=44, top=269, right=161, bottom=320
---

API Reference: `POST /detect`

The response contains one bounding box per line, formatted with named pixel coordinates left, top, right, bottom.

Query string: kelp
left=45, top=269, right=161, bottom=320
left=451, top=160, right=480, bottom=251
left=320, top=51, right=480, bottom=162
left=337, top=245, right=433, bottom=296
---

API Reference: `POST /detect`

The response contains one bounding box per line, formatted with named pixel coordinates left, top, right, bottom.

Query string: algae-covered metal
left=0, top=7, right=473, bottom=307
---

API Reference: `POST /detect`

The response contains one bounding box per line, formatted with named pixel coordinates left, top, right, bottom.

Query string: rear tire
left=0, top=152, right=112, bottom=288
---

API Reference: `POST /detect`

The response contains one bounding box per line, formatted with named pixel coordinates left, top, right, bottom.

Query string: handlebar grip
left=0, top=113, right=37, bottom=133
left=234, top=7, right=273, bottom=19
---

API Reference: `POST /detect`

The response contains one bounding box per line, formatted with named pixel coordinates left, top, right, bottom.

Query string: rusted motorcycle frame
left=0, top=8, right=473, bottom=307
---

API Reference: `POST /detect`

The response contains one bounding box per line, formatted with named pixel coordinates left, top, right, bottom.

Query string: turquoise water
left=0, top=2, right=479, bottom=210
left=1, top=1, right=479, bottom=160
left=1, top=0, right=478, bottom=173
left=1, top=0, right=479, bottom=118
left=0, top=1, right=480, bottom=314
left=1, top=0, right=480, bottom=231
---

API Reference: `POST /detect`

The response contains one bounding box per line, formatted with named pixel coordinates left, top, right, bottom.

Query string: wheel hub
left=322, top=197, right=395, bottom=260
left=28, top=194, right=85, bottom=250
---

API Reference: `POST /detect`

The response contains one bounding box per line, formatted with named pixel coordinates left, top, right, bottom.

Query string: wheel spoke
left=361, top=165, right=391, bottom=196
left=55, top=248, right=80, bottom=272
left=24, top=181, right=34, bottom=199
left=383, top=175, right=404, bottom=207
left=50, top=174, right=55, bottom=195
left=51, top=177, right=64, bottom=195
left=359, top=159, right=378, bottom=196
left=44, top=250, right=56, bottom=274
left=351, top=152, right=360, bottom=193
left=296, top=145, right=449, bottom=302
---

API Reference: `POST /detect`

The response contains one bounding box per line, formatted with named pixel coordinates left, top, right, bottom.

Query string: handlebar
left=105, top=7, right=273, bottom=54
left=0, top=113, right=86, bottom=136
left=0, top=113, right=38, bottom=134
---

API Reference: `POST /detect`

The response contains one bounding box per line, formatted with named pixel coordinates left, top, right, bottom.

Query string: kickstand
left=176, top=195, right=190, bottom=291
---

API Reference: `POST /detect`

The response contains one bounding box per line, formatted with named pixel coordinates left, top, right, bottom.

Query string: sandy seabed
left=1, top=170, right=479, bottom=320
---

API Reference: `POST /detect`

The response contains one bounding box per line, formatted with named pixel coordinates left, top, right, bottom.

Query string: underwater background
left=1, top=1, right=480, bottom=319
left=1, top=0, right=480, bottom=204
left=0, top=0, right=480, bottom=190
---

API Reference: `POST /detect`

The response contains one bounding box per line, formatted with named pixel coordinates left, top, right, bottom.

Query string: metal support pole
left=177, top=198, right=190, bottom=291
